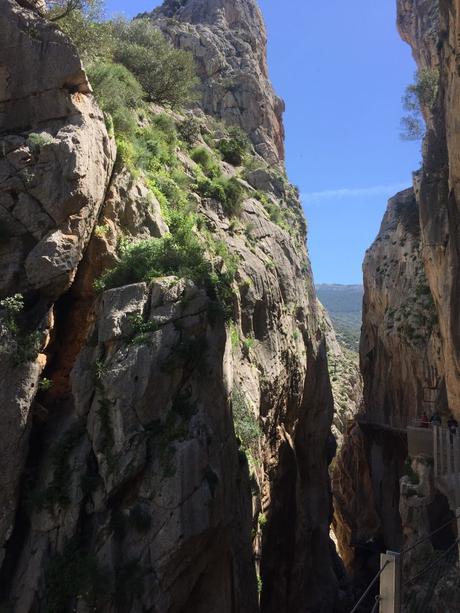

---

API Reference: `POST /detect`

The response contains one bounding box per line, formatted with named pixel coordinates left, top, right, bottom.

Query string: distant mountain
left=316, top=284, right=364, bottom=351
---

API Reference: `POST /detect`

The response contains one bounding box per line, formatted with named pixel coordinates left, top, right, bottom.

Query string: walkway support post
left=434, top=425, right=438, bottom=478
left=453, top=434, right=460, bottom=508
left=457, top=507, right=460, bottom=567
left=379, top=551, right=401, bottom=613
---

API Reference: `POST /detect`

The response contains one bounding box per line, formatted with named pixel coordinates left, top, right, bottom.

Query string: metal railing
left=433, top=426, right=460, bottom=509
left=349, top=510, right=460, bottom=612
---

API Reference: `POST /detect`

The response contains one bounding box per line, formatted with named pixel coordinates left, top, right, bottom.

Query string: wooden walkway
left=356, top=417, right=460, bottom=509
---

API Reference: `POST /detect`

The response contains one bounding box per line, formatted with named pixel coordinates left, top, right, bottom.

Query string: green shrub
left=242, top=335, right=255, bottom=351
left=401, top=68, right=439, bottom=141
left=127, top=314, right=159, bottom=344
left=136, top=123, right=177, bottom=169
left=113, top=19, right=198, bottom=108
left=0, top=294, right=41, bottom=366
left=151, top=113, right=177, bottom=140
left=232, top=386, right=260, bottom=455
left=258, top=512, right=267, bottom=527
left=27, top=132, right=54, bottom=150
left=87, top=61, right=144, bottom=138
left=217, top=128, right=249, bottom=166
left=229, top=322, right=240, bottom=350
left=190, top=146, right=218, bottom=175
left=197, top=176, right=244, bottom=217
left=95, top=214, right=237, bottom=320
left=45, top=539, right=109, bottom=613
left=50, top=1, right=115, bottom=63
left=38, top=377, right=53, bottom=392
left=178, top=117, right=201, bottom=144
left=95, top=224, right=210, bottom=292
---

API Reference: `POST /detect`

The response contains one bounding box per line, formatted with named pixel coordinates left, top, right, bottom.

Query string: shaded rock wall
left=334, top=189, right=442, bottom=578
left=335, top=0, right=460, bottom=585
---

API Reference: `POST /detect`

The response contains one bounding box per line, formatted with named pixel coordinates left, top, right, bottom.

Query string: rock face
left=144, top=0, right=285, bottom=164
left=334, top=0, right=460, bottom=595
left=0, top=0, right=115, bottom=298
left=0, top=0, right=114, bottom=572
left=360, top=188, right=443, bottom=427
left=333, top=189, right=443, bottom=579
left=0, top=1, right=342, bottom=612
left=397, top=0, right=460, bottom=421
left=318, top=301, right=362, bottom=446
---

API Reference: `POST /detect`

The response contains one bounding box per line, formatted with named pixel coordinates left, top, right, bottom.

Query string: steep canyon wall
left=0, top=1, right=343, bottom=611
left=334, top=0, right=460, bottom=589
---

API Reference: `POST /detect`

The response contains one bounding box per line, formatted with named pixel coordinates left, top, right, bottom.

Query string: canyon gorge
left=0, top=0, right=459, bottom=611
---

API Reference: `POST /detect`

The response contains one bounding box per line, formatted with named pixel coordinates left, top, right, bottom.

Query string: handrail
left=404, top=539, right=459, bottom=586
left=400, top=509, right=460, bottom=556
left=349, top=562, right=389, bottom=613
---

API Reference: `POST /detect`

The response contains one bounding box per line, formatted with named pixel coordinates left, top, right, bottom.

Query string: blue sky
left=105, top=0, right=420, bottom=284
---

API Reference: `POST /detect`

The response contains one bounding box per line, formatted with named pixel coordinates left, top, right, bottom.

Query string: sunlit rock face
left=398, top=0, right=460, bottom=421
left=361, top=188, right=443, bottom=428
left=0, top=0, right=114, bottom=572
left=0, top=1, right=343, bottom=611
left=144, top=0, right=285, bottom=164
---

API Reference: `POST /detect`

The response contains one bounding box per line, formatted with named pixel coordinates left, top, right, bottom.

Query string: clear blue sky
left=104, top=0, right=420, bottom=284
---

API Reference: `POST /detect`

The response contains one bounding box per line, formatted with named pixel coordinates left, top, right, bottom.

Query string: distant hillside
left=316, top=284, right=363, bottom=351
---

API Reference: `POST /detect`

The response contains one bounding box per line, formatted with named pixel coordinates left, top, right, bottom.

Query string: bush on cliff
left=197, top=176, right=245, bottom=217
left=95, top=203, right=238, bottom=320
left=190, top=146, right=220, bottom=177
left=400, top=68, right=439, bottom=141
left=87, top=61, right=144, bottom=138
left=113, top=19, right=198, bottom=108
left=217, top=127, right=249, bottom=166
left=49, top=0, right=115, bottom=62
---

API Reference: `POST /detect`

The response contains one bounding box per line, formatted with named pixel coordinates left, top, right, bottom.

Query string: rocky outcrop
left=0, top=0, right=114, bottom=572
left=360, top=187, right=443, bottom=427
left=318, top=301, right=362, bottom=446
left=144, top=0, right=285, bottom=164
left=334, top=0, right=460, bottom=593
left=0, top=1, right=343, bottom=611
left=397, top=0, right=460, bottom=422
left=333, top=189, right=444, bottom=579
left=0, top=0, right=115, bottom=298
left=399, top=456, right=459, bottom=612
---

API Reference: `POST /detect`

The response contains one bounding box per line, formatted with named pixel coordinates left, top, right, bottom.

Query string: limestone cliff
left=0, top=1, right=342, bottom=611
left=334, top=0, right=460, bottom=593
left=0, top=0, right=115, bottom=572
left=333, top=188, right=442, bottom=577
left=360, top=187, right=443, bottom=428
left=397, top=0, right=460, bottom=422
left=317, top=301, right=362, bottom=447
left=143, top=0, right=285, bottom=164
